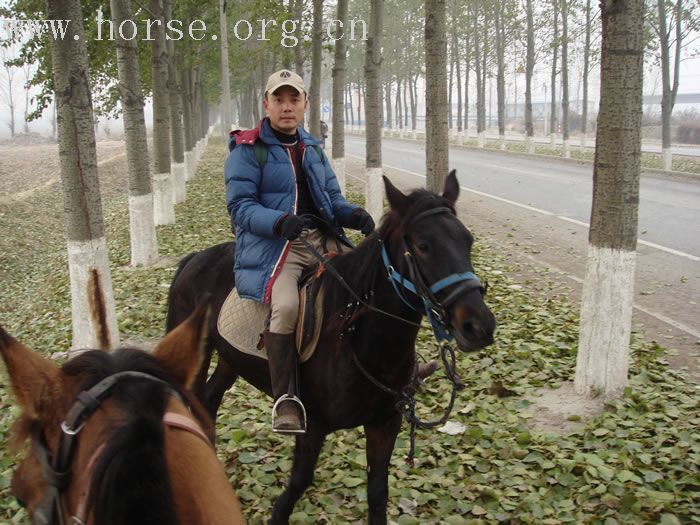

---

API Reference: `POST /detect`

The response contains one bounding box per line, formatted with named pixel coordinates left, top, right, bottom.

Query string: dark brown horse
left=0, top=302, right=245, bottom=525
left=166, top=172, right=496, bottom=524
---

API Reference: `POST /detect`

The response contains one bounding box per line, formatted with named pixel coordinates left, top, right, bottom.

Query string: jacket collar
left=258, top=117, right=321, bottom=147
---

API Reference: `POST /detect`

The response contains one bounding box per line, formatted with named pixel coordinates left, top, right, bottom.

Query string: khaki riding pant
left=270, top=228, right=348, bottom=334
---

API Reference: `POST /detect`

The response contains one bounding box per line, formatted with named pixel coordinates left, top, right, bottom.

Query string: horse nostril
left=462, top=319, right=481, bottom=339
left=462, top=318, right=493, bottom=342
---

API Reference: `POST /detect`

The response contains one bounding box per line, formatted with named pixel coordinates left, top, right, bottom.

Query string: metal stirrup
left=271, top=395, right=307, bottom=434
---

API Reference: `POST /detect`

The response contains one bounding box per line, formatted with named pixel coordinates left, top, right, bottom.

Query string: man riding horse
left=225, top=69, right=375, bottom=433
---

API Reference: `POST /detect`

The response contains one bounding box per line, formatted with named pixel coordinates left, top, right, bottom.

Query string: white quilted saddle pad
left=217, top=287, right=270, bottom=360
left=217, top=287, right=321, bottom=362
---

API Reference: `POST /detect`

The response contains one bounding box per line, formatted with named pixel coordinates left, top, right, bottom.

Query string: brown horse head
left=0, top=300, right=245, bottom=525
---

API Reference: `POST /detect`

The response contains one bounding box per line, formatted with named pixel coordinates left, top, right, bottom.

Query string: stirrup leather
left=271, top=394, right=307, bottom=434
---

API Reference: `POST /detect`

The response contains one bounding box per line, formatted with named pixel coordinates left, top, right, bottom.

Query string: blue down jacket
left=225, top=117, right=357, bottom=303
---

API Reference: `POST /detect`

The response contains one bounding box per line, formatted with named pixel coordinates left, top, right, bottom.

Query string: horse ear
left=0, top=326, right=62, bottom=420
left=383, top=175, right=411, bottom=214
left=442, top=169, right=459, bottom=205
left=152, top=296, right=211, bottom=390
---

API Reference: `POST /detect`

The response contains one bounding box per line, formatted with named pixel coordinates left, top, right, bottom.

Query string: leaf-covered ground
left=0, top=137, right=698, bottom=524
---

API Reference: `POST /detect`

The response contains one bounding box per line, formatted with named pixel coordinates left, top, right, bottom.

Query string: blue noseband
left=379, top=206, right=484, bottom=342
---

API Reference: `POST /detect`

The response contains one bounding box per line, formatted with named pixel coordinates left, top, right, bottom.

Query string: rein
left=351, top=342, right=463, bottom=465
left=33, top=371, right=211, bottom=525
left=298, top=235, right=423, bottom=329
left=299, top=206, right=482, bottom=465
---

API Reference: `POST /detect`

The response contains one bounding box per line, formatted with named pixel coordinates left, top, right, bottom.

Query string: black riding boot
left=264, top=331, right=306, bottom=433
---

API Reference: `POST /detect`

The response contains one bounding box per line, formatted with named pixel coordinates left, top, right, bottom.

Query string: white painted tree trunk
left=458, top=131, right=464, bottom=145
left=184, top=150, right=194, bottom=180
left=190, top=148, right=198, bottom=177
left=563, top=139, right=571, bottom=158
left=365, top=166, right=384, bottom=223
left=332, top=157, right=346, bottom=195
left=172, top=162, right=186, bottom=203
left=150, top=0, right=173, bottom=224
left=364, top=0, right=384, bottom=218
left=477, top=131, right=485, bottom=148
left=575, top=246, right=636, bottom=398
left=128, top=194, right=158, bottom=267
left=48, top=0, right=120, bottom=351
left=153, top=172, right=175, bottom=225
left=112, top=0, right=159, bottom=269
left=575, top=0, right=643, bottom=400
left=550, top=133, right=556, bottom=145
left=662, top=148, right=672, bottom=171
left=580, top=133, right=587, bottom=149
left=525, top=135, right=535, bottom=154
left=68, top=237, right=120, bottom=350
left=499, top=135, right=506, bottom=151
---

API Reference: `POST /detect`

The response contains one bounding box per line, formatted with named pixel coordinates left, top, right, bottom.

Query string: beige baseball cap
left=265, top=69, right=306, bottom=96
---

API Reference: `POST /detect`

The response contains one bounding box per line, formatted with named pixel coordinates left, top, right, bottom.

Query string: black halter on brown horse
left=166, top=171, right=496, bottom=524
left=0, top=302, right=245, bottom=525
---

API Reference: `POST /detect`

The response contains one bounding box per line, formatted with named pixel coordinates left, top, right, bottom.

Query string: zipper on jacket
left=264, top=146, right=299, bottom=303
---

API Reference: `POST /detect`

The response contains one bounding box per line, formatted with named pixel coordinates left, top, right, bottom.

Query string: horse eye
left=416, top=242, right=430, bottom=253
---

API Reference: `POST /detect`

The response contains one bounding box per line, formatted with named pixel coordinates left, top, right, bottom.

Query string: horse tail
left=165, top=251, right=198, bottom=333
left=172, top=251, right=197, bottom=286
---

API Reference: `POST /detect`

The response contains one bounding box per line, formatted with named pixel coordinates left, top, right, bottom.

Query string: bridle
left=299, top=204, right=489, bottom=464
left=379, top=205, right=487, bottom=342
left=300, top=205, right=486, bottom=341
left=30, top=371, right=212, bottom=525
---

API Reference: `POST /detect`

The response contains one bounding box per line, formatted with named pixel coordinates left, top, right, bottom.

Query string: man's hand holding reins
left=349, top=208, right=375, bottom=236
left=276, top=214, right=305, bottom=240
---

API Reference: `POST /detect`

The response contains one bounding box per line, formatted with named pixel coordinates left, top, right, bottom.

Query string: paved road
left=346, top=135, right=700, bottom=257
left=343, top=135, right=700, bottom=380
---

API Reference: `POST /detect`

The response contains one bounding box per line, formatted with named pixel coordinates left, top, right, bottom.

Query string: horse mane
left=62, top=348, right=211, bottom=525
left=322, top=188, right=453, bottom=335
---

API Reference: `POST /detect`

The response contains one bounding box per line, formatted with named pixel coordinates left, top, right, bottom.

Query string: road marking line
left=633, top=304, right=700, bottom=340
left=347, top=153, right=700, bottom=262
left=637, top=240, right=700, bottom=261
left=557, top=216, right=700, bottom=261
left=557, top=216, right=589, bottom=227
left=518, top=252, right=700, bottom=340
